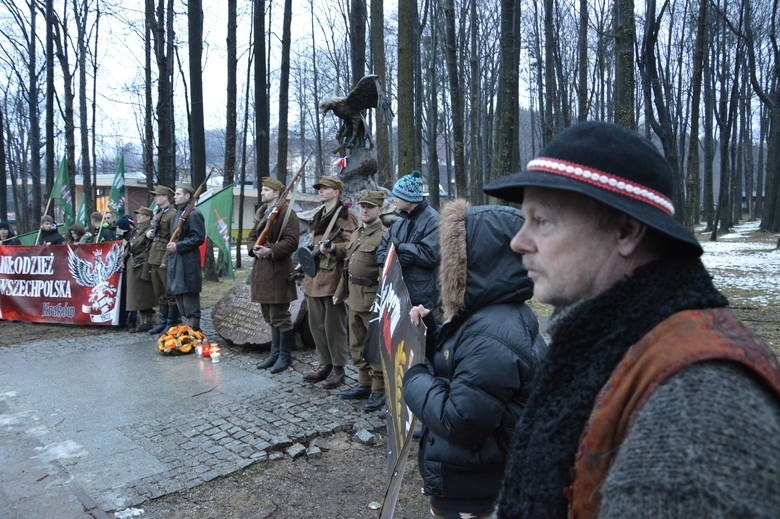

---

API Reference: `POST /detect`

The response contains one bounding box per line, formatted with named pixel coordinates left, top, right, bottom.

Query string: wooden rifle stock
left=169, top=170, right=213, bottom=245
left=254, top=159, right=308, bottom=248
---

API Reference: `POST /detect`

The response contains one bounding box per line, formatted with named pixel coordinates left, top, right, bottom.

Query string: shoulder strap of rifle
left=275, top=193, right=296, bottom=244
left=322, top=204, right=342, bottom=242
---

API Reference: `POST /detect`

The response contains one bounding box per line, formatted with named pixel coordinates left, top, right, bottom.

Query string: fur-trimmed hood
left=439, top=200, right=533, bottom=321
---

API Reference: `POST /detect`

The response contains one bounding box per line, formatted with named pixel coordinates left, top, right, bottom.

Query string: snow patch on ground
left=0, top=391, right=18, bottom=400
left=114, top=508, right=145, bottom=519
left=32, top=440, right=88, bottom=462
left=700, top=220, right=780, bottom=305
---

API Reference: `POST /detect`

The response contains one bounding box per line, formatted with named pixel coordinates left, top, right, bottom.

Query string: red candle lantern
left=202, top=343, right=212, bottom=358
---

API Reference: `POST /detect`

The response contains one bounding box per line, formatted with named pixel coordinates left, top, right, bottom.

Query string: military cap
left=133, top=206, right=154, bottom=217
left=150, top=185, right=175, bottom=197
left=261, top=177, right=285, bottom=192
left=313, top=175, right=344, bottom=192
left=357, top=190, right=385, bottom=207
left=176, top=184, right=196, bottom=195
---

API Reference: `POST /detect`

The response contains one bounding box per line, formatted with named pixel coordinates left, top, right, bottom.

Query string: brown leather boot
left=321, top=366, right=345, bottom=389
left=302, top=364, right=332, bottom=383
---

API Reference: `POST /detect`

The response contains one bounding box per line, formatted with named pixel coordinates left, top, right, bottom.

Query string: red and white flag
left=333, top=155, right=348, bottom=169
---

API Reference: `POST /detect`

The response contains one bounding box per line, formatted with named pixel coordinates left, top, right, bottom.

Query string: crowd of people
left=2, top=120, right=778, bottom=518
left=1, top=183, right=205, bottom=333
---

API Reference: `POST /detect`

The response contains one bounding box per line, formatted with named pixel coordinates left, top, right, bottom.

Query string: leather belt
left=349, top=274, right=378, bottom=287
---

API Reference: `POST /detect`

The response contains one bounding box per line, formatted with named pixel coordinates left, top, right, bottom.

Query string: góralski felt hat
left=483, top=121, right=702, bottom=257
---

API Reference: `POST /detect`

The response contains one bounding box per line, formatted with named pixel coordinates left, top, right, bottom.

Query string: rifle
left=254, top=159, right=308, bottom=248
left=169, top=170, right=214, bottom=245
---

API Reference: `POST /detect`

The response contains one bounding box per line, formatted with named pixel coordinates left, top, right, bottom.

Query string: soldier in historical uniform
left=166, top=184, right=205, bottom=331
left=249, top=177, right=300, bottom=373
left=301, top=175, right=358, bottom=389
left=125, top=206, right=156, bottom=332
left=146, top=185, right=182, bottom=334
left=334, top=190, right=387, bottom=411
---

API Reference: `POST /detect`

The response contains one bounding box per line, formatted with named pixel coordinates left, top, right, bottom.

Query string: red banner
left=0, top=242, right=124, bottom=325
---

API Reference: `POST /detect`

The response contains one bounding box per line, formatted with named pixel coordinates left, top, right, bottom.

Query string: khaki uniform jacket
left=302, top=202, right=357, bottom=298
left=248, top=203, right=300, bottom=304
left=334, top=218, right=386, bottom=312
left=125, top=221, right=155, bottom=311
left=147, top=206, right=176, bottom=266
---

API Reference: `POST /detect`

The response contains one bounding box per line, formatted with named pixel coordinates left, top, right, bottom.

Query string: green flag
left=16, top=230, right=39, bottom=246
left=108, top=154, right=126, bottom=216
left=51, top=156, right=74, bottom=230
left=77, top=195, right=88, bottom=227
left=197, top=184, right=234, bottom=278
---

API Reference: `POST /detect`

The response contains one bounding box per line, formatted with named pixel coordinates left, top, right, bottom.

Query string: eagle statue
left=320, top=74, right=385, bottom=155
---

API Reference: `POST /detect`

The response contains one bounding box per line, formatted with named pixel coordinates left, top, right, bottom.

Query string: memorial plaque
left=212, top=283, right=305, bottom=346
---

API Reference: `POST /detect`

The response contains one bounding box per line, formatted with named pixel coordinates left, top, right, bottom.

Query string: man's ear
left=615, top=214, right=648, bottom=256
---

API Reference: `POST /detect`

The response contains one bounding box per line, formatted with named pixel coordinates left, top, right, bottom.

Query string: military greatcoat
left=248, top=202, right=300, bottom=304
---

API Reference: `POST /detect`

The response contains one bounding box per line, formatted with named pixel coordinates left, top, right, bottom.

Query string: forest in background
left=0, top=0, right=778, bottom=240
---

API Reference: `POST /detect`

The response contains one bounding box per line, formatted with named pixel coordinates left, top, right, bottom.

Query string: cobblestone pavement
left=0, top=309, right=385, bottom=517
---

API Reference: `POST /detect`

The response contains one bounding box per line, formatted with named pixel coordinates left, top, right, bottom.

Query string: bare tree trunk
left=426, top=1, right=440, bottom=209
left=236, top=2, right=255, bottom=270
left=224, top=0, right=237, bottom=187
left=577, top=0, right=588, bottom=121
left=75, top=0, right=92, bottom=214
left=468, top=0, right=479, bottom=202
left=685, top=0, right=708, bottom=228
left=702, top=51, right=715, bottom=228
left=543, top=0, right=556, bottom=141
left=188, top=0, right=205, bottom=188
left=144, top=0, right=154, bottom=191
left=443, top=0, right=465, bottom=198
left=350, top=0, right=366, bottom=85
left=255, top=0, right=269, bottom=184
left=52, top=4, right=77, bottom=215
left=0, top=108, right=6, bottom=221
left=397, top=0, right=417, bottom=176
left=148, top=0, right=176, bottom=187
left=370, top=0, right=391, bottom=186
left=309, top=0, right=323, bottom=181
left=490, top=0, right=519, bottom=186
left=90, top=1, right=100, bottom=213
left=28, top=0, right=42, bottom=224
left=275, top=0, right=292, bottom=182
left=639, top=0, right=684, bottom=221
left=44, top=0, right=55, bottom=213
left=614, top=0, right=636, bottom=129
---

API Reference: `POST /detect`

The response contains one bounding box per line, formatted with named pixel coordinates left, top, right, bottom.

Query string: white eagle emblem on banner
left=67, top=244, right=124, bottom=323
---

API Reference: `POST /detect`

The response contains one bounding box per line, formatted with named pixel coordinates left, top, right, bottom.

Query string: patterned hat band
left=527, top=157, right=675, bottom=216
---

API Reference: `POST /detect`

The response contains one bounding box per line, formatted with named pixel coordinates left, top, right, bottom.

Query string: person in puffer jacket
left=402, top=200, right=547, bottom=519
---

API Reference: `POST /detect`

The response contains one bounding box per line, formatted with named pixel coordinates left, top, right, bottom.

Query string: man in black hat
left=165, top=184, right=205, bottom=331
left=146, top=185, right=181, bottom=334
left=485, top=121, right=780, bottom=518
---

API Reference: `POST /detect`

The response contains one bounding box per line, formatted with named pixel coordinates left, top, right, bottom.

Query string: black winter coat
left=167, top=206, right=205, bottom=295
left=376, top=200, right=440, bottom=310
left=402, top=202, right=547, bottom=513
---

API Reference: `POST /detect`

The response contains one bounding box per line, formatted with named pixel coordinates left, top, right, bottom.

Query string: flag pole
left=35, top=197, right=55, bottom=245
left=95, top=211, right=107, bottom=243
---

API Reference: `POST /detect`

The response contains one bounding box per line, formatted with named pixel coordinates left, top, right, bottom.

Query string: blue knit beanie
left=392, top=170, right=424, bottom=203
